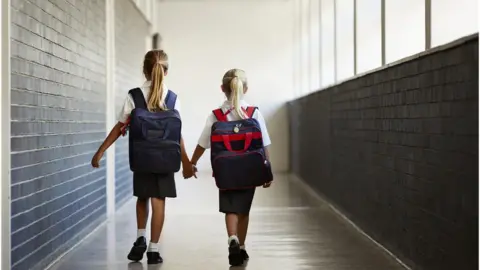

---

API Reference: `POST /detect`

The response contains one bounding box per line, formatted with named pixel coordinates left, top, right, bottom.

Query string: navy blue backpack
left=210, top=107, right=273, bottom=190
left=128, top=88, right=182, bottom=174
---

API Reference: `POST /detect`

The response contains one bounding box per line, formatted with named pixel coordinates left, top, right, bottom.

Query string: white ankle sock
left=148, top=242, right=160, bottom=252
left=137, top=229, right=146, bottom=239
left=240, top=245, right=245, bottom=250
left=228, top=235, right=239, bottom=245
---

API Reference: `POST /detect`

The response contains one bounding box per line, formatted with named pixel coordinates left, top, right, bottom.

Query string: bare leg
left=237, top=214, right=250, bottom=246
left=226, top=213, right=239, bottom=237
left=128, top=198, right=149, bottom=262
left=136, top=198, right=149, bottom=230
left=226, top=213, right=243, bottom=266
left=145, top=197, right=166, bottom=264
left=150, top=197, right=166, bottom=243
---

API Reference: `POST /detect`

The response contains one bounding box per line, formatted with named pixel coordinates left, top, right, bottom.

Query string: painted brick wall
left=289, top=35, right=478, bottom=270
left=114, top=0, right=150, bottom=208
left=10, top=0, right=107, bottom=269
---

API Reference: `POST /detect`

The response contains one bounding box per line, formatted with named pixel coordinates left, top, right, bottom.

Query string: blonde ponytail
left=147, top=62, right=166, bottom=112
left=230, top=77, right=247, bottom=119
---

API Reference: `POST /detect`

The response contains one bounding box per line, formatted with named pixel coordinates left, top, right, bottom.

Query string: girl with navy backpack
left=91, top=50, right=195, bottom=264
left=188, top=68, right=273, bottom=266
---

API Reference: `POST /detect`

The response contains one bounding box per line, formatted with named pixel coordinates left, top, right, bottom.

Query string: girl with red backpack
left=188, top=68, right=273, bottom=266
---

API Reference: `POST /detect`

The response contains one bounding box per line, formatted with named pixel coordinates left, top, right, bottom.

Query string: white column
left=0, top=0, right=11, bottom=268
left=146, top=33, right=152, bottom=52
left=147, top=0, right=153, bottom=22
left=106, top=0, right=116, bottom=217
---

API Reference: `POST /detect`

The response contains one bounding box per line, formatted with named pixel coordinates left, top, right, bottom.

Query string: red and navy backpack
left=210, top=106, right=273, bottom=190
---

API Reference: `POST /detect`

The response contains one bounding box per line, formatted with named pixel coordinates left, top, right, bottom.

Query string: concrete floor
left=48, top=174, right=405, bottom=270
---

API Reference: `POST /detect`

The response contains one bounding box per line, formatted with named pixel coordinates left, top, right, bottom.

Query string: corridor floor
left=48, top=174, right=405, bottom=270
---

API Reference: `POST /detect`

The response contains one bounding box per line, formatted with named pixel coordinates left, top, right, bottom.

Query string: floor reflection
left=48, top=173, right=404, bottom=270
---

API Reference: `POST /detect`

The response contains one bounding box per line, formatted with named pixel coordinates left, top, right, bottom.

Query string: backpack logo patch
left=233, top=124, right=242, bottom=133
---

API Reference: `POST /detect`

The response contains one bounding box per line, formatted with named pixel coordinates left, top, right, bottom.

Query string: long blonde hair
left=143, top=50, right=169, bottom=112
left=222, top=69, right=248, bottom=119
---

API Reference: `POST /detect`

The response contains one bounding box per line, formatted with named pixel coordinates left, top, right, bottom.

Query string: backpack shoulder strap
left=245, top=106, right=258, bottom=118
left=165, top=90, right=177, bottom=110
left=128, top=88, right=147, bottom=109
left=213, top=109, right=227, bottom=122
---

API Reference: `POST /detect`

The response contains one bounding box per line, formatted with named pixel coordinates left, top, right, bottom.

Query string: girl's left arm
left=180, top=136, right=194, bottom=178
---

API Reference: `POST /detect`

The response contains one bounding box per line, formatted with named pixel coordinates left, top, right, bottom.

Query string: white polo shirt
left=117, top=81, right=182, bottom=123
left=197, top=100, right=272, bottom=149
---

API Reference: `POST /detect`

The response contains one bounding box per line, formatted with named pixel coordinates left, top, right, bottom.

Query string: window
left=385, top=0, right=425, bottom=63
left=335, top=0, right=355, bottom=81
left=309, top=0, right=321, bottom=90
left=356, top=0, right=382, bottom=74
left=431, top=0, right=478, bottom=47
left=320, top=0, right=335, bottom=87
left=301, top=0, right=310, bottom=91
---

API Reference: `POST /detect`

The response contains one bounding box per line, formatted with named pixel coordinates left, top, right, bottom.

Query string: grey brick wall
left=289, top=35, right=478, bottom=270
left=114, top=0, right=150, bottom=208
left=10, top=0, right=107, bottom=269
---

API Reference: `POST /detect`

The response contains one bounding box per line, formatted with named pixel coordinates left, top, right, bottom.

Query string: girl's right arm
left=262, top=146, right=273, bottom=188
left=264, top=146, right=270, bottom=160
left=91, top=122, right=124, bottom=168
left=190, top=144, right=206, bottom=166
left=92, top=92, right=132, bottom=168
left=255, top=109, right=273, bottom=188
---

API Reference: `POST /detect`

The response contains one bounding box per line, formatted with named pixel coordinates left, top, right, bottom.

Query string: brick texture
left=114, top=0, right=150, bottom=208
left=10, top=0, right=107, bottom=269
left=289, top=35, right=478, bottom=270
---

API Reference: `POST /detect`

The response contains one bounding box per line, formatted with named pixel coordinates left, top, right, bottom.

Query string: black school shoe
left=241, top=249, right=249, bottom=261
left=228, top=240, right=243, bottom=266
left=127, top=237, right=147, bottom=262
left=147, top=252, right=164, bottom=264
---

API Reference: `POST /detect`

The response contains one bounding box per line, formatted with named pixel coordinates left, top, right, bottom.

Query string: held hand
left=182, top=162, right=195, bottom=179
left=91, top=151, right=103, bottom=168
left=192, top=164, right=198, bottom=179
left=263, top=181, right=273, bottom=188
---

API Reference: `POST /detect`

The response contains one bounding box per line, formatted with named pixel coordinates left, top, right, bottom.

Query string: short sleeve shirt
left=197, top=100, right=271, bottom=149
left=117, top=81, right=181, bottom=123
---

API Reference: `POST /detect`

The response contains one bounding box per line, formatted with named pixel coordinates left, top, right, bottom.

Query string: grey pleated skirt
left=133, top=172, right=177, bottom=199
left=219, top=188, right=256, bottom=214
